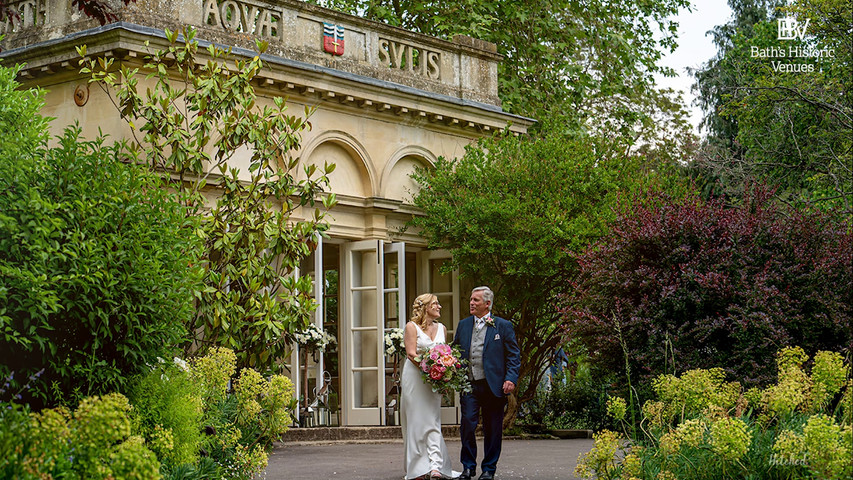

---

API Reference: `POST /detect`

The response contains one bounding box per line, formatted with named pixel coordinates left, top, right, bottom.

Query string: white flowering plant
left=293, top=323, right=336, bottom=352
left=384, top=328, right=405, bottom=358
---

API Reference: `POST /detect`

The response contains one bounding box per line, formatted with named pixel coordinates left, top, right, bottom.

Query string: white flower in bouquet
left=384, top=328, right=405, bottom=357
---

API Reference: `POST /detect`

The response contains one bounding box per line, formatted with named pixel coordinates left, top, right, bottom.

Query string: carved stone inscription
left=0, top=0, right=47, bottom=35
left=203, top=0, right=283, bottom=41
left=378, top=38, right=440, bottom=80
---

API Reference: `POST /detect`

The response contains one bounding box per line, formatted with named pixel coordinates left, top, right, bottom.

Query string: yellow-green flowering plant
left=574, top=429, right=622, bottom=479
left=574, top=346, right=852, bottom=480
left=4, top=393, right=163, bottom=479
left=234, top=367, right=296, bottom=447
left=709, top=417, right=751, bottom=462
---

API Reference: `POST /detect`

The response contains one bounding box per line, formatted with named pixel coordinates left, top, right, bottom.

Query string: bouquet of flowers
left=293, top=323, right=336, bottom=352
left=384, top=328, right=405, bottom=357
left=414, top=343, right=472, bottom=396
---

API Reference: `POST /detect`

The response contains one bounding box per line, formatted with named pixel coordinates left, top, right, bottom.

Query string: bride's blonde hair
left=410, top=293, right=437, bottom=329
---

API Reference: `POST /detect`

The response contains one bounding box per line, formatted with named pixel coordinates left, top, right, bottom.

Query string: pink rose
left=440, top=355, right=455, bottom=367
left=429, top=350, right=440, bottom=361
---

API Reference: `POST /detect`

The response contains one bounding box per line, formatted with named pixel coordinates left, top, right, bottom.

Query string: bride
left=400, top=293, right=457, bottom=480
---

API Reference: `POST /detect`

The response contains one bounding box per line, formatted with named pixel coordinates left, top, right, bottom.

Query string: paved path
left=266, top=438, right=594, bottom=479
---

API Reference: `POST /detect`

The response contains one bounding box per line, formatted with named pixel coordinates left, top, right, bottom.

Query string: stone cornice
left=2, top=21, right=533, bottom=134
left=1, top=0, right=529, bottom=114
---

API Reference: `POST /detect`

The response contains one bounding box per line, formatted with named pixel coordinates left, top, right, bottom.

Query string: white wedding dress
left=400, top=322, right=456, bottom=479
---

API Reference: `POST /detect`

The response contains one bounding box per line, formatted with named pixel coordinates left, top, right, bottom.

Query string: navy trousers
left=460, top=379, right=506, bottom=474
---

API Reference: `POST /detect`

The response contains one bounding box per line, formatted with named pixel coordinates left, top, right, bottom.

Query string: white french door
left=416, top=249, right=461, bottom=424
left=341, top=240, right=406, bottom=425
left=291, top=234, right=326, bottom=425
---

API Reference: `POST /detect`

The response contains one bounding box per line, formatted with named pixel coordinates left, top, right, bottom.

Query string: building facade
left=1, top=0, right=531, bottom=426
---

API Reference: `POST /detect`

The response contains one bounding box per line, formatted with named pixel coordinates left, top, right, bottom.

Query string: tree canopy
left=410, top=129, right=689, bottom=423
left=81, top=28, right=337, bottom=371
left=317, top=0, right=693, bottom=148
left=691, top=0, right=852, bottom=215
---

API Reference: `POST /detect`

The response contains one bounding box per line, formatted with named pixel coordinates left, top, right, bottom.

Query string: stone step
left=279, top=425, right=461, bottom=444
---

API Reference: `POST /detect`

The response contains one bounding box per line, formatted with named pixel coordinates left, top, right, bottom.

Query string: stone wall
left=1, top=0, right=503, bottom=105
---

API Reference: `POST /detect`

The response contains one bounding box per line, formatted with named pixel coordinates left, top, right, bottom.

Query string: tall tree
left=81, top=28, right=337, bottom=370
left=691, top=0, right=852, bottom=214
left=693, top=0, right=786, bottom=152
left=410, top=128, right=689, bottom=424
left=317, top=0, right=693, bottom=151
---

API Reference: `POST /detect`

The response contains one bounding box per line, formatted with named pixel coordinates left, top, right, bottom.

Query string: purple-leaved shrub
left=563, top=186, right=851, bottom=387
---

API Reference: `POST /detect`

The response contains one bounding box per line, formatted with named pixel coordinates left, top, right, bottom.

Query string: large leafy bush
left=80, top=28, right=336, bottom=370
left=563, top=186, right=852, bottom=387
left=411, top=127, right=689, bottom=424
left=0, top=62, right=203, bottom=406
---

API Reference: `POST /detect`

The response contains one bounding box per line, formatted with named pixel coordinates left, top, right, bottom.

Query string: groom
left=454, top=286, right=520, bottom=480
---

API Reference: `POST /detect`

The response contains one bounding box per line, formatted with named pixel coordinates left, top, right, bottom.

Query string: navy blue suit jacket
left=454, top=315, right=521, bottom=398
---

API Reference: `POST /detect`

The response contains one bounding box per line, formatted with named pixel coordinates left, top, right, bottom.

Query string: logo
left=323, top=23, right=345, bottom=56
left=777, top=17, right=809, bottom=40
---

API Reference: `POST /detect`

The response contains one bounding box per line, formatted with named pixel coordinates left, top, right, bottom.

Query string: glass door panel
left=416, top=250, right=461, bottom=424
left=383, top=243, right=405, bottom=425
left=342, top=240, right=384, bottom=425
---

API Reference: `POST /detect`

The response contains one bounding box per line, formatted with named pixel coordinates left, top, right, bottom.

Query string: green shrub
left=0, top=347, right=295, bottom=479
left=518, top=366, right=612, bottom=431
left=233, top=368, right=296, bottom=448
left=183, top=347, right=294, bottom=479
left=0, top=64, right=204, bottom=406
left=0, top=403, right=38, bottom=477
left=1, top=392, right=161, bottom=479
left=109, top=436, right=162, bottom=480
left=575, top=347, right=852, bottom=480
left=128, top=359, right=205, bottom=467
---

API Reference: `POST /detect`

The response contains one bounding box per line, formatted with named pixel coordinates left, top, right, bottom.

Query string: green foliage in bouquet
left=414, top=343, right=471, bottom=396
left=575, top=346, right=852, bottom=480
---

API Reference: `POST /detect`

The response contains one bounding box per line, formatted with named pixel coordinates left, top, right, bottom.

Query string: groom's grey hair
left=472, top=286, right=494, bottom=311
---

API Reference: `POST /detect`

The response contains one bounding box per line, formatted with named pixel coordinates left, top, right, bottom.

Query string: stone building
left=1, top=0, right=532, bottom=426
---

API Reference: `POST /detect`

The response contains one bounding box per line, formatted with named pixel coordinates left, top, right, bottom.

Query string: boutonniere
left=484, top=317, right=496, bottom=328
